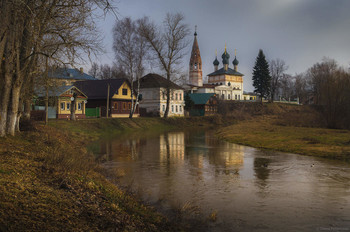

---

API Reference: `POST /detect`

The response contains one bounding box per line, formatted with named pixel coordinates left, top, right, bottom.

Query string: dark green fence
left=85, top=107, right=100, bottom=118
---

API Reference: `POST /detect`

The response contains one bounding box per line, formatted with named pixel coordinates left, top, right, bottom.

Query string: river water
left=91, top=130, right=350, bottom=232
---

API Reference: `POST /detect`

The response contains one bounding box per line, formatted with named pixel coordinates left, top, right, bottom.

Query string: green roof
left=189, top=93, right=216, bottom=105
left=207, top=67, right=244, bottom=76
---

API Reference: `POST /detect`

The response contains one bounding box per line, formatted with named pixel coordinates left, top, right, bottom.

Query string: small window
left=176, top=105, right=178, bottom=112
left=179, top=105, right=182, bottom=112
left=67, top=103, right=70, bottom=110
left=114, top=102, right=118, bottom=110
left=78, top=103, right=82, bottom=110
left=123, top=102, right=127, bottom=110
left=122, top=88, right=128, bottom=95
left=235, top=95, right=238, bottom=100
left=171, top=105, right=174, bottom=112
left=228, top=94, right=231, bottom=100
left=179, top=93, right=182, bottom=100
left=162, top=105, right=165, bottom=112
left=60, top=102, right=65, bottom=110
left=238, top=95, right=240, bottom=100
left=175, top=93, right=178, bottom=100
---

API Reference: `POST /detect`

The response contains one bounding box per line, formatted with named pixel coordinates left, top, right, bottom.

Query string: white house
left=138, top=73, right=185, bottom=117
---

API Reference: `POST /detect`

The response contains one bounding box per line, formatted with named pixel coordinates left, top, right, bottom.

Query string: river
left=91, top=130, right=350, bottom=232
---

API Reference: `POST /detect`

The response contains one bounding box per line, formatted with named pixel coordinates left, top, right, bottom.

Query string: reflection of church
left=187, top=28, right=244, bottom=100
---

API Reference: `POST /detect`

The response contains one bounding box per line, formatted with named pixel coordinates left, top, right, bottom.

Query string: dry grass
left=217, top=115, right=350, bottom=161
left=0, top=122, right=181, bottom=232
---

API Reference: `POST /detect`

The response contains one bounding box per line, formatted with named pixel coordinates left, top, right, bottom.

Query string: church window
left=194, top=63, right=197, bottom=70
left=60, top=102, right=65, bottom=110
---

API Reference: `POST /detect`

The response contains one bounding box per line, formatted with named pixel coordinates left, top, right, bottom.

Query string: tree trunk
left=45, top=86, right=48, bottom=125
left=71, top=95, right=76, bottom=121
left=23, top=99, right=31, bottom=121
left=7, top=85, right=21, bottom=136
left=0, top=44, right=14, bottom=137
left=164, top=87, right=170, bottom=118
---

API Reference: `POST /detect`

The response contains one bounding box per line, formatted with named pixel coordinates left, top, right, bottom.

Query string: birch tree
left=113, top=17, right=147, bottom=118
left=138, top=13, right=190, bottom=118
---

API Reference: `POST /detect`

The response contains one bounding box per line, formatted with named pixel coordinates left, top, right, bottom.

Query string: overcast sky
left=92, top=0, right=350, bottom=91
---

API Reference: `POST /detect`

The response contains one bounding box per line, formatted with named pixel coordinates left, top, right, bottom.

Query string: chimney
left=80, top=67, right=83, bottom=74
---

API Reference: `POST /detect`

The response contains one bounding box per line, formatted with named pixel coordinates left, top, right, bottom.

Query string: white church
left=186, top=29, right=244, bottom=101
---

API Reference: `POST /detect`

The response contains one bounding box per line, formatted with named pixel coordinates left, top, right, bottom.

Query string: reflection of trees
left=254, top=157, right=271, bottom=181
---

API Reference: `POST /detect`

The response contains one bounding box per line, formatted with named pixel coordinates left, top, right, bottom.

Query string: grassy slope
left=217, top=103, right=350, bottom=161
left=0, top=117, right=216, bottom=232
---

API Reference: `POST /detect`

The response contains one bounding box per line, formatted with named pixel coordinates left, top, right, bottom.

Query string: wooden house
left=74, top=79, right=139, bottom=118
left=34, top=85, right=87, bottom=119
left=188, top=93, right=217, bottom=116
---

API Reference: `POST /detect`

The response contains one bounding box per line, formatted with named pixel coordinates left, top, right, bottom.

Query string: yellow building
left=74, top=78, right=139, bottom=118
left=34, top=85, right=87, bottom=119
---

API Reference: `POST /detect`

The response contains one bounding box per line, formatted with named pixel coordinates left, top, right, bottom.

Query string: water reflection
left=92, top=130, right=350, bottom=232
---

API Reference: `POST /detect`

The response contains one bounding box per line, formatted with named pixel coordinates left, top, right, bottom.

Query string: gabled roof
left=207, top=67, right=244, bottom=76
left=49, top=68, right=96, bottom=81
left=74, top=78, right=129, bottom=99
left=35, top=85, right=87, bottom=98
left=189, top=93, right=216, bottom=105
left=139, top=73, right=183, bottom=89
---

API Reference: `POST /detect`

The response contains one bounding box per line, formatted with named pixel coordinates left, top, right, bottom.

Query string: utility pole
left=106, top=84, right=110, bottom=118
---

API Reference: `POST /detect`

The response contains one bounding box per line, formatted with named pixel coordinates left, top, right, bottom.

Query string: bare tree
left=0, top=0, right=115, bottom=137
left=269, top=58, right=288, bottom=102
left=138, top=13, right=190, bottom=118
left=113, top=17, right=147, bottom=118
left=279, top=74, right=294, bottom=101
left=88, top=62, right=99, bottom=78
left=306, top=58, right=350, bottom=128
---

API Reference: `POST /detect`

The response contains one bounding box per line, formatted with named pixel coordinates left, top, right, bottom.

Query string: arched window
left=194, top=63, right=197, bottom=70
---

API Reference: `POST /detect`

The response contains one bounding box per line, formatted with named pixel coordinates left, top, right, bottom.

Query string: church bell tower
left=189, top=26, right=203, bottom=87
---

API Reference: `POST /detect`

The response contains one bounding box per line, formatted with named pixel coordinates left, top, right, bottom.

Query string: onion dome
left=221, top=44, right=230, bottom=65
left=221, top=51, right=230, bottom=65
left=213, top=57, right=219, bottom=66
left=233, top=56, right=239, bottom=66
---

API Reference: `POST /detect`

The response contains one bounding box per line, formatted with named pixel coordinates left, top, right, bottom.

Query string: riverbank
left=217, top=103, right=350, bottom=161
left=1, top=117, right=219, bottom=231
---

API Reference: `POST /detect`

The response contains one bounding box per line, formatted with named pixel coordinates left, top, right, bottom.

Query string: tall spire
left=189, top=26, right=202, bottom=87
